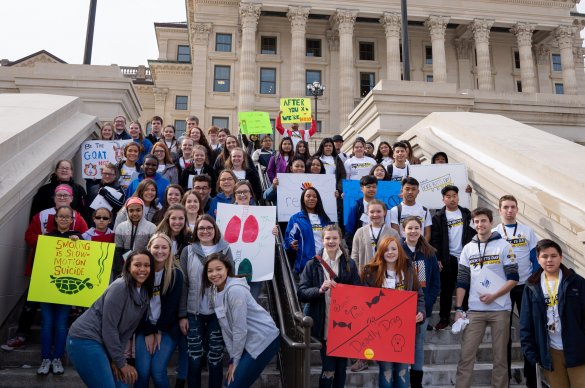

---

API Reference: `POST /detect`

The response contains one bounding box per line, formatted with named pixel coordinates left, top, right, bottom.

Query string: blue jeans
left=248, top=281, right=263, bottom=302
left=40, top=303, right=70, bottom=359
left=226, top=336, right=280, bottom=387
left=187, top=313, right=224, bottom=388
left=67, top=336, right=128, bottom=388
left=135, top=331, right=178, bottom=388
left=319, top=340, right=347, bottom=388
left=413, top=318, right=429, bottom=371
left=378, top=361, right=410, bottom=388
left=177, top=333, right=188, bottom=379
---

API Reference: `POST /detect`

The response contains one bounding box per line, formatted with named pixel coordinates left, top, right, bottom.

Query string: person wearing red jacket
left=276, top=111, right=316, bottom=149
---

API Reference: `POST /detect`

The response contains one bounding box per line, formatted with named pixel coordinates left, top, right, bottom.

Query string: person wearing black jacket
left=135, top=233, right=184, bottom=388
left=297, top=225, right=360, bottom=388
left=430, top=185, right=475, bottom=330
left=520, top=239, right=585, bottom=387
left=87, top=163, right=125, bottom=217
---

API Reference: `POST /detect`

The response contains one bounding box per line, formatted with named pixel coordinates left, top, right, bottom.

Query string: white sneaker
left=51, top=358, right=64, bottom=375
left=37, top=358, right=51, bottom=375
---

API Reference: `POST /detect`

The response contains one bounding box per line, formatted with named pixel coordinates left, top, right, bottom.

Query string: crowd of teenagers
left=3, top=113, right=584, bottom=388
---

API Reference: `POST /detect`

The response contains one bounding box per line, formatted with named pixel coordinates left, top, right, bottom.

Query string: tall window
left=259, top=68, right=276, bottom=94
left=359, top=42, right=375, bottom=61
left=555, top=83, right=564, bottom=94
left=174, top=120, right=187, bottom=137
left=360, top=72, right=376, bottom=97
left=426, top=74, right=434, bottom=83
left=305, top=121, right=322, bottom=133
left=215, top=34, right=232, bottom=52
left=177, top=45, right=191, bottom=63
left=516, top=80, right=522, bottom=92
left=514, top=51, right=521, bottom=69
left=213, top=66, right=231, bottom=92
left=305, top=70, right=321, bottom=96
left=306, top=39, right=322, bottom=57
left=212, top=116, right=229, bottom=128
left=425, top=46, right=433, bottom=65
left=260, top=36, right=277, bottom=54
left=175, top=96, right=188, bottom=110
left=552, top=54, right=562, bottom=72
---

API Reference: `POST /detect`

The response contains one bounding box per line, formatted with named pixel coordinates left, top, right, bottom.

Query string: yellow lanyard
left=544, top=275, right=559, bottom=308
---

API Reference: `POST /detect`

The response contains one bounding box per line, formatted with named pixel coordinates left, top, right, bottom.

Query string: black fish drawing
left=333, top=321, right=352, bottom=330
left=366, top=290, right=385, bottom=308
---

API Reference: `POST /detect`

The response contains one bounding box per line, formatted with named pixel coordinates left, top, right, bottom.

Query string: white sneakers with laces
left=51, top=358, right=64, bottom=375
left=37, top=359, right=51, bottom=375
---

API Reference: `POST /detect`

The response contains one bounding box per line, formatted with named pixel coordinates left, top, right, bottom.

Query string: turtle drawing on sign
left=50, top=276, right=93, bottom=295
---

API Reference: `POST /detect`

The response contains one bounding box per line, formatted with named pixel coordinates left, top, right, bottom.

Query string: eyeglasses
left=57, top=215, right=72, bottom=220
left=94, top=216, right=110, bottom=221
left=235, top=190, right=250, bottom=196
left=197, top=226, right=214, bottom=232
left=55, top=194, right=72, bottom=199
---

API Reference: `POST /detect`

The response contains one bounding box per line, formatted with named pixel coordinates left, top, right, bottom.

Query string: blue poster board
left=342, top=180, right=402, bottom=224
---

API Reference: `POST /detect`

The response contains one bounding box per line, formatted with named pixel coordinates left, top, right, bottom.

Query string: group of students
left=4, top=112, right=584, bottom=388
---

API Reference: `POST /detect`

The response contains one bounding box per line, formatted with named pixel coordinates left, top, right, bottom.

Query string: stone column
left=554, top=25, right=578, bottom=95
left=511, top=23, right=537, bottom=93
left=336, top=9, right=357, bottom=129
left=455, top=38, right=473, bottom=89
left=287, top=6, right=310, bottom=98
left=471, top=19, right=494, bottom=90
left=424, top=16, right=450, bottom=83
left=536, top=44, right=551, bottom=92
left=238, top=3, right=261, bottom=112
left=189, top=22, right=212, bottom=118
left=380, top=12, right=402, bottom=81
left=326, top=29, right=340, bottom=131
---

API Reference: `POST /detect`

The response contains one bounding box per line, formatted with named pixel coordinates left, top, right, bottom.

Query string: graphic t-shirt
left=309, top=213, right=324, bottom=253
left=446, top=209, right=464, bottom=258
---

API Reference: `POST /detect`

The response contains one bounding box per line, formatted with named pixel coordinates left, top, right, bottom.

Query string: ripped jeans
left=378, top=361, right=410, bottom=388
left=187, top=313, right=224, bottom=388
left=319, top=340, right=347, bottom=388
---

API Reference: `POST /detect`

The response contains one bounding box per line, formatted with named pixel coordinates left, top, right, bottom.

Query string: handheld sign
left=81, top=140, right=131, bottom=179
left=216, top=203, right=277, bottom=282
left=28, top=236, right=115, bottom=307
left=277, top=173, right=337, bottom=222
left=327, top=284, right=417, bottom=364
left=280, top=98, right=312, bottom=123
left=408, top=164, right=470, bottom=209
left=238, top=112, right=273, bottom=135
left=342, top=180, right=402, bottom=224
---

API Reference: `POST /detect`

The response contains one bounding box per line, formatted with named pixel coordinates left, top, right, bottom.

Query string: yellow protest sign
left=238, top=112, right=273, bottom=134
left=280, top=98, right=312, bottom=123
left=28, top=236, right=115, bottom=307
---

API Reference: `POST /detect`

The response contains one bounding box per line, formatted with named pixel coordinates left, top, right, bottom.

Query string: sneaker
left=37, top=359, right=51, bottom=375
left=427, top=324, right=434, bottom=331
left=1, top=336, right=26, bottom=351
left=51, top=358, right=64, bottom=375
left=435, top=320, right=450, bottom=331
left=350, top=359, right=369, bottom=372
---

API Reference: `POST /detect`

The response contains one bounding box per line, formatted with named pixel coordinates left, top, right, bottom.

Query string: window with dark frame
left=359, top=42, right=375, bottom=61
left=212, top=116, right=229, bottom=129
left=555, top=83, right=564, bottom=94
left=215, top=34, right=232, bottom=52
left=260, top=68, right=276, bottom=94
left=213, top=65, right=231, bottom=92
left=306, top=39, right=322, bottom=57
left=260, top=36, right=277, bottom=54
left=174, top=120, right=187, bottom=137
left=175, top=96, right=188, bottom=110
left=514, top=51, right=521, bottom=69
left=552, top=54, right=562, bottom=72
left=425, top=46, right=433, bottom=65
left=360, top=72, right=376, bottom=97
left=516, top=80, right=522, bottom=92
left=304, top=120, right=321, bottom=133
left=426, top=74, right=434, bottom=83
left=305, top=70, right=322, bottom=96
left=177, top=45, right=191, bottom=63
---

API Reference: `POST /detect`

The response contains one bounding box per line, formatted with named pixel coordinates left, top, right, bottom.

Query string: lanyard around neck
left=545, top=274, right=559, bottom=307
left=476, top=239, right=489, bottom=268
left=501, top=223, right=518, bottom=239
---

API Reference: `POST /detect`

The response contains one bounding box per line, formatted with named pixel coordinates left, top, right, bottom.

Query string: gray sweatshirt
left=215, top=277, right=280, bottom=368
left=68, top=277, right=149, bottom=368
left=114, top=217, right=157, bottom=251
left=179, top=240, right=233, bottom=317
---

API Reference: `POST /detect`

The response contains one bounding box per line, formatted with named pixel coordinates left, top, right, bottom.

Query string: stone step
left=309, top=362, right=525, bottom=387
left=0, top=364, right=282, bottom=387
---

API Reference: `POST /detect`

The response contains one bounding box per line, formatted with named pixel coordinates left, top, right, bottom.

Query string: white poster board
left=408, top=164, right=470, bottom=209
left=276, top=173, right=338, bottom=222
left=80, top=140, right=131, bottom=179
left=216, top=203, right=276, bottom=282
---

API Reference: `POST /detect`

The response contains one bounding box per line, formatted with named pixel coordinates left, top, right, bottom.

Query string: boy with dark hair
left=192, top=174, right=213, bottom=213
left=431, top=185, right=475, bottom=330
left=520, top=239, right=585, bottom=387
left=389, top=177, right=432, bottom=241
left=344, top=175, right=378, bottom=250
left=147, top=115, right=164, bottom=144
left=387, top=142, right=409, bottom=181
left=454, top=207, right=518, bottom=388
left=252, top=135, right=275, bottom=169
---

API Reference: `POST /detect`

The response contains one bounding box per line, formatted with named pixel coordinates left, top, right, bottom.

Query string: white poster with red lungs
left=80, top=140, right=132, bottom=179
left=407, top=163, right=471, bottom=209
left=216, top=203, right=277, bottom=282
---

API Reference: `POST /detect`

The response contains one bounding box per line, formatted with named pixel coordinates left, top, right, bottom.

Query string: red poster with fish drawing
left=327, top=284, right=417, bottom=363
